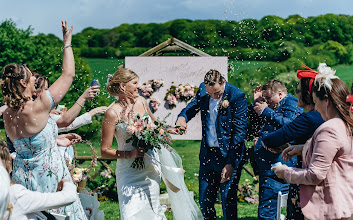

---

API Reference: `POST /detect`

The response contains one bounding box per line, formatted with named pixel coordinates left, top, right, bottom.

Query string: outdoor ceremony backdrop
left=125, top=56, right=228, bottom=140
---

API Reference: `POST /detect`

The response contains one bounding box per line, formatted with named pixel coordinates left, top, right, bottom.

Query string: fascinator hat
left=297, top=63, right=318, bottom=93
left=313, top=63, right=339, bottom=92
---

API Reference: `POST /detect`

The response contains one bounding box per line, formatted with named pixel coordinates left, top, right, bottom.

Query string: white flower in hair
left=106, top=74, right=113, bottom=87
left=314, top=63, right=339, bottom=91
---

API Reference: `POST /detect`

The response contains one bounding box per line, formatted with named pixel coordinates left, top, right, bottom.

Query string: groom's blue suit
left=178, top=81, right=247, bottom=219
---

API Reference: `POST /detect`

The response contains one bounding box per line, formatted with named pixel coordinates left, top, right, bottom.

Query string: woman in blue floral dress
left=0, top=21, right=87, bottom=219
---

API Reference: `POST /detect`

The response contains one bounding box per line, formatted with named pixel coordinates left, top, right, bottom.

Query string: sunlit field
left=82, top=57, right=352, bottom=219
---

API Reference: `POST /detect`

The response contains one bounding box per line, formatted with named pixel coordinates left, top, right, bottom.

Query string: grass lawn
left=333, top=64, right=353, bottom=87
left=75, top=139, right=258, bottom=219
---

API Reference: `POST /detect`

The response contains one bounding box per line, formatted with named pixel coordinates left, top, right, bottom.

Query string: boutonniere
left=219, top=97, right=229, bottom=110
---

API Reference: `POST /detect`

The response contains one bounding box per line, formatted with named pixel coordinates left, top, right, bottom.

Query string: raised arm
left=58, top=106, right=107, bottom=133
left=47, top=21, right=75, bottom=106
left=56, top=86, right=100, bottom=128
left=261, top=100, right=302, bottom=127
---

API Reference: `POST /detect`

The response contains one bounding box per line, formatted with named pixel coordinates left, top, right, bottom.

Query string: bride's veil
left=158, top=146, right=203, bottom=220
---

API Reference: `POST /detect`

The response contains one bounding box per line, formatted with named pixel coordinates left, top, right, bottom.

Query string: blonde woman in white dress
left=100, top=68, right=202, bottom=220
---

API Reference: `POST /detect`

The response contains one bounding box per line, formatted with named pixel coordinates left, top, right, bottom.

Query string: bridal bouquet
left=125, top=113, right=182, bottom=170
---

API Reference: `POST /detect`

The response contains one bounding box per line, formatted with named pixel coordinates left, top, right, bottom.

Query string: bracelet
left=116, top=150, right=126, bottom=159
left=75, top=101, right=84, bottom=108
left=61, top=44, right=72, bottom=52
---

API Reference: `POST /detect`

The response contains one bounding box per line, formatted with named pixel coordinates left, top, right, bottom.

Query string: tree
left=259, top=15, right=285, bottom=42
left=0, top=20, right=109, bottom=138
left=321, top=40, right=348, bottom=64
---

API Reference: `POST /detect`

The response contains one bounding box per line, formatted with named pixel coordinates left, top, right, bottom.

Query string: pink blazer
left=284, top=118, right=353, bottom=220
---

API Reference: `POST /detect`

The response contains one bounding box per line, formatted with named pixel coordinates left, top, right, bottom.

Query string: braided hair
left=0, top=63, right=31, bottom=110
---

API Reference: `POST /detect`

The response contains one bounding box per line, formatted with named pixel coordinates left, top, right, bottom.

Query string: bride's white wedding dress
left=112, top=102, right=202, bottom=220
left=114, top=116, right=166, bottom=219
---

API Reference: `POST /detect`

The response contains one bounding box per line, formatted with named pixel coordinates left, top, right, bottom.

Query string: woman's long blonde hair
left=107, top=68, right=138, bottom=97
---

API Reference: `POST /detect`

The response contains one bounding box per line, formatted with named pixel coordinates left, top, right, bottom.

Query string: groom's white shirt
left=206, top=97, right=220, bottom=147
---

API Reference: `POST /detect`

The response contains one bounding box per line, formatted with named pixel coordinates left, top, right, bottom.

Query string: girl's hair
left=313, top=78, right=353, bottom=135
left=204, top=69, right=223, bottom=86
left=300, top=77, right=314, bottom=106
left=0, top=63, right=31, bottom=110
left=107, top=68, right=138, bottom=96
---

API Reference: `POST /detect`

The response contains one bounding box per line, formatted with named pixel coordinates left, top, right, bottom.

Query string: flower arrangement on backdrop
left=165, top=94, right=177, bottom=109
left=149, top=97, right=161, bottom=112
left=164, top=83, right=199, bottom=109
left=138, top=79, right=164, bottom=98
left=138, top=79, right=199, bottom=110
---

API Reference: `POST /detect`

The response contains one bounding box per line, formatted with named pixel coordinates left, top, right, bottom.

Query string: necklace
left=118, top=99, right=136, bottom=121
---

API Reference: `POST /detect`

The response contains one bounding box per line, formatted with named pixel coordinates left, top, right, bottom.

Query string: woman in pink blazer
left=272, top=63, right=353, bottom=220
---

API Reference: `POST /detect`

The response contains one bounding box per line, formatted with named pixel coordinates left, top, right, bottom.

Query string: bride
left=100, top=68, right=202, bottom=220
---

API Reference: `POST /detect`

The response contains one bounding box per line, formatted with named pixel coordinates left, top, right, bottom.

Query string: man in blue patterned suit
left=176, top=69, right=247, bottom=219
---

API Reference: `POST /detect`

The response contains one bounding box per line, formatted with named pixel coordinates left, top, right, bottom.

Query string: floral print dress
left=11, top=90, right=87, bottom=220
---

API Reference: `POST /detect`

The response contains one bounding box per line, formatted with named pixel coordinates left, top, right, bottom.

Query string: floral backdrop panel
left=125, top=56, right=228, bottom=140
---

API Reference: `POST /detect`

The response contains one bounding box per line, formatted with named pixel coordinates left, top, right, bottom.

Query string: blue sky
left=1, top=0, right=353, bottom=37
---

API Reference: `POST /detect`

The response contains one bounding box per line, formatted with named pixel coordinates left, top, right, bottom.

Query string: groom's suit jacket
left=178, top=81, right=247, bottom=169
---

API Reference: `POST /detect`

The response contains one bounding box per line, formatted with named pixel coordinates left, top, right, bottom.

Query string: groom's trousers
left=199, top=147, right=243, bottom=220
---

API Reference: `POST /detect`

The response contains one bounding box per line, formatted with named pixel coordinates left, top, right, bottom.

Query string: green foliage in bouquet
left=124, top=113, right=183, bottom=170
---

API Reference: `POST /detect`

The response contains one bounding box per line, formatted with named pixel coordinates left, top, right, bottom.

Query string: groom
left=176, top=69, right=247, bottom=219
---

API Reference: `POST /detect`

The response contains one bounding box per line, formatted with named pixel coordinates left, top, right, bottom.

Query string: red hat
left=297, top=64, right=318, bottom=93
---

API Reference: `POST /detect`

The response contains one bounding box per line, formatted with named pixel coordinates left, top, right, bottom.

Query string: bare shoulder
left=37, top=90, right=53, bottom=110
left=2, top=107, right=12, bottom=122
left=105, top=105, right=119, bottom=118
left=138, top=95, right=147, bottom=104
